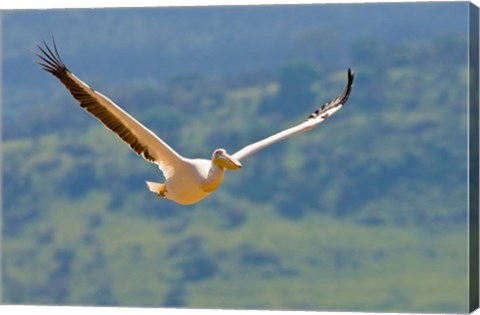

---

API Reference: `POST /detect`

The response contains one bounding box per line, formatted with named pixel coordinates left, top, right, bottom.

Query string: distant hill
left=4, top=2, right=468, bottom=85
left=2, top=2, right=473, bottom=312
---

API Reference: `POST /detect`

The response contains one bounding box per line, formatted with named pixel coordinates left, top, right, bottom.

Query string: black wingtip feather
left=33, top=36, right=68, bottom=75
left=341, top=67, right=355, bottom=104
left=306, top=68, right=355, bottom=120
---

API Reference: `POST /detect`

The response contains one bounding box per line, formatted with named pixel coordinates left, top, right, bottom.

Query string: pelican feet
left=145, top=181, right=167, bottom=198
left=157, top=187, right=167, bottom=198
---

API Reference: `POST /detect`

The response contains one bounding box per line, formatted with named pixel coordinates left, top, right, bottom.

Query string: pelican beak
left=216, top=152, right=242, bottom=170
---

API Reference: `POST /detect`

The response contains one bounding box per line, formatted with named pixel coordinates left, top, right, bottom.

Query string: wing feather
left=232, top=69, right=354, bottom=161
left=33, top=39, right=184, bottom=177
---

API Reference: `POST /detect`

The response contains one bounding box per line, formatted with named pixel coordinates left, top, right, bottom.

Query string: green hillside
left=2, top=3, right=472, bottom=313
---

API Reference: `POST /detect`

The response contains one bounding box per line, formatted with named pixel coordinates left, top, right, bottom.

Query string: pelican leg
left=146, top=181, right=167, bottom=198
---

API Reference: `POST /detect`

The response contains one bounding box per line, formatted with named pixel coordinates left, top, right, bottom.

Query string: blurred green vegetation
left=2, top=4, right=472, bottom=313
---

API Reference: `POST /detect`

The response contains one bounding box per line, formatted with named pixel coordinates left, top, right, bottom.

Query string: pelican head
left=212, top=148, right=242, bottom=170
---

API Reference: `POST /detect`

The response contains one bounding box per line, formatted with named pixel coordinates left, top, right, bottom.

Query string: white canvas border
left=0, top=0, right=479, bottom=10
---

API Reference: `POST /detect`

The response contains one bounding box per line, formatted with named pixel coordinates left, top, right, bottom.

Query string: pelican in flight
left=34, top=40, right=354, bottom=205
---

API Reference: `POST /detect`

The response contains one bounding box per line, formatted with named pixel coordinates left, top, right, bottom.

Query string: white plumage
left=34, top=39, right=354, bottom=205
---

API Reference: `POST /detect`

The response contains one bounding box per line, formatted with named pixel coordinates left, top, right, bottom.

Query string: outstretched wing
left=33, top=39, right=184, bottom=178
left=232, top=68, right=354, bottom=161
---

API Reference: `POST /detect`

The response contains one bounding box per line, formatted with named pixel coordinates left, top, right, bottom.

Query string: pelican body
left=33, top=39, right=354, bottom=205
left=147, top=150, right=240, bottom=205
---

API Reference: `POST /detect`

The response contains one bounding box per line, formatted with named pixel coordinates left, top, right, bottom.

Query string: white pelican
left=33, top=40, right=354, bottom=205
